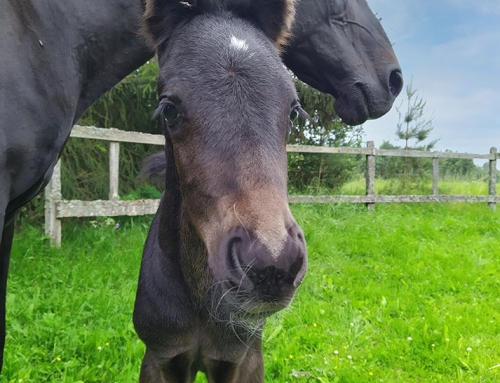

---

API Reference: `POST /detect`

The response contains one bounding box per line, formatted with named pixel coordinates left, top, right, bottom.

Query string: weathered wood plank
left=287, top=146, right=495, bottom=159
left=433, top=158, right=439, bottom=196
left=286, top=145, right=370, bottom=155
left=56, top=199, right=160, bottom=218
left=44, top=160, right=62, bottom=247
left=72, top=125, right=165, bottom=146
left=365, top=141, right=375, bottom=212
left=57, top=195, right=500, bottom=215
left=109, top=142, right=120, bottom=201
left=489, top=147, right=498, bottom=211
left=56, top=195, right=500, bottom=220
left=374, top=149, right=494, bottom=160
left=289, top=195, right=500, bottom=204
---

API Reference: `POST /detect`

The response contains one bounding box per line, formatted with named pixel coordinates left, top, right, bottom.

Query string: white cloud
left=362, top=1, right=500, bottom=155
left=444, top=0, right=500, bottom=15
left=430, top=30, right=500, bottom=69
left=367, top=0, right=421, bottom=43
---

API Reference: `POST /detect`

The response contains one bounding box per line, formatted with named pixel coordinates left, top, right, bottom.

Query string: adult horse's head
left=283, top=0, right=403, bottom=125
left=144, top=0, right=307, bottom=318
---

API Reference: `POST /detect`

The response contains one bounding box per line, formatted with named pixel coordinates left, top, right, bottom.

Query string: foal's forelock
left=143, top=0, right=296, bottom=53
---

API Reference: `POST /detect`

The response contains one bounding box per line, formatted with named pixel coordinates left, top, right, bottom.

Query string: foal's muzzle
left=214, top=224, right=307, bottom=313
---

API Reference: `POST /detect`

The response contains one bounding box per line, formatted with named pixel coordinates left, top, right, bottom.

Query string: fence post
left=44, top=160, right=62, bottom=247
left=366, top=141, right=375, bottom=212
left=489, top=147, right=497, bottom=211
left=432, top=157, right=439, bottom=196
left=109, top=142, right=120, bottom=201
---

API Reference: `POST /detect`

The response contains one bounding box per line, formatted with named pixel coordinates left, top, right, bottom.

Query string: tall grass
left=3, top=204, right=500, bottom=382
left=339, top=178, right=492, bottom=196
left=266, top=203, right=500, bottom=383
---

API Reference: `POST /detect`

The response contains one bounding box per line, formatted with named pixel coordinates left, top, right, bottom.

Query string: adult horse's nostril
left=389, top=69, right=403, bottom=97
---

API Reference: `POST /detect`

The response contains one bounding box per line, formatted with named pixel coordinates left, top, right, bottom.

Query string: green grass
left=266, top=203, right=500, bottom=383
left=3, top=203, right=500, bottom=382
left=339, top=178, right=492, bottom=196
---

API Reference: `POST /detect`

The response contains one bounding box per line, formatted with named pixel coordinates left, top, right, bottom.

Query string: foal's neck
left=178, top=207, right=216, bottom=310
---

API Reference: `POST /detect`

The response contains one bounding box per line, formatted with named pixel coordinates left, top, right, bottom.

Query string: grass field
left=2, top=202, right=499, bottom=382
left=339, top=178, right=492, bottom=196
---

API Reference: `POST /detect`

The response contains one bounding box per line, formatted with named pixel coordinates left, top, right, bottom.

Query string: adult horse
left=0, top=0, right=402, bottom=372
left=133, top=0, right=308, bottom=381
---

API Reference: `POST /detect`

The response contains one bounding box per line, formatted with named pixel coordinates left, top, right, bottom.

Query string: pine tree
left=394, top=80, right=438, bottom=189
left=396, top=81, right=437, bottom=152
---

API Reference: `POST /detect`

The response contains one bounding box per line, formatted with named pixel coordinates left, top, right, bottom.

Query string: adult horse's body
left=0, top=0, right=402, bottom=371
left=0, top=0, right=151, bottom=370
left=133, top=0, right=307, bottom=381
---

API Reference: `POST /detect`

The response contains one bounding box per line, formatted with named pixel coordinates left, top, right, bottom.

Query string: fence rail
left=45, top=125, right=499, bottom=246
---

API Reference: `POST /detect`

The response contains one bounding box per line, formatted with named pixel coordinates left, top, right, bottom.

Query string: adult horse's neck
left=68, top=0, right=152, bottom=121
left=2, top=0, right=152, bottom=215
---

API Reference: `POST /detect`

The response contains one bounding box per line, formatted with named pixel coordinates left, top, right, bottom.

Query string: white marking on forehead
left=230, top=35, right=249, bottom=51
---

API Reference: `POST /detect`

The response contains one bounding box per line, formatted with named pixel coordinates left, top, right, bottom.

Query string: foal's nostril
left=227, top=237, right=243, bottom=272
left=389, top=69, right=403, bottom=97
left=220, top=225, right=307, bottom=302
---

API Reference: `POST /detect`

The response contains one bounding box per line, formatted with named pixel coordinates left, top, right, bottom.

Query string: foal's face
left=157, top=15, right=307, bottom=316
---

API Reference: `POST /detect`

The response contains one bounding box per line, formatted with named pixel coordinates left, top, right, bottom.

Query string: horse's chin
left=334, top=96, right=370, bottom=126
left=217, top=284, right=291, bottom=319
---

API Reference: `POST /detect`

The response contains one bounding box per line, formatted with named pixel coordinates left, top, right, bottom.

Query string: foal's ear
left=142, top=0, right=198, bottom=49
left=239, top=0, right=296, bottom=51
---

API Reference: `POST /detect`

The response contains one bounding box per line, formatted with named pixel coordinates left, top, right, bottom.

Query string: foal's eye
left=289, top=107, right=300, bottom=121
left=162, top=103, right=180, bottom=125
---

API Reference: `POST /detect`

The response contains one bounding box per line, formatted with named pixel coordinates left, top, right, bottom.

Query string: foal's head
left=145, top=0, right=307, bottom=317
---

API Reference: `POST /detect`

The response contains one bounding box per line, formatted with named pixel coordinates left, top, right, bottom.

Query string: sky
left=362, top=0, right=500, bottom=160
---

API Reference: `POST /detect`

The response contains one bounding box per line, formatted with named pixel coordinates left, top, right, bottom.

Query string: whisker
left=233, top=203, right=251, bottom=241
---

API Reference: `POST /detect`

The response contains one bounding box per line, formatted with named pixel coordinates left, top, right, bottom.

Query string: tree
left=376, top=81, right=437, bottom=191
left=288, top=78, right=364, bottom=192
left=396, top=81, right=438, bottom=183
left=440, top=154, right=481, bottom=180
left=376, top=140, right=403, bottom=179
left=395, top=81, right=437, bottom=152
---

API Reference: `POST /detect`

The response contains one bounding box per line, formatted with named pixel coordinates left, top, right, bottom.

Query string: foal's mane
left=142, top=0, right=296, bottom=54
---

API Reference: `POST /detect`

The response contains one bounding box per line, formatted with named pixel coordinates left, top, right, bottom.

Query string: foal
left=133, top=1, right=307, bottom=381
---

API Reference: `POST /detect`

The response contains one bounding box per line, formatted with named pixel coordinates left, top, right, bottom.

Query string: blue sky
left=363, top=0, right=500, bottom=158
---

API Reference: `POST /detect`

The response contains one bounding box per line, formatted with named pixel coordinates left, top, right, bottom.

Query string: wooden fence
left=45, top=125, right=499, bottom=246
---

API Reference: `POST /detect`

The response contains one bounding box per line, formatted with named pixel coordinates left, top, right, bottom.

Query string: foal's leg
left=139, top=349, right=197, bottom=383
left=139, top=350, right=163, bottom=382
left=0, top=218, right=14, bottom=373
left=234, top=348, right=265, bottom=383
left=205, top=348, right=264, bottom=383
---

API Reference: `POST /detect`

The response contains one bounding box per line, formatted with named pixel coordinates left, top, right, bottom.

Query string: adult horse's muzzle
left=329, top=65, right=403, bottom=126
